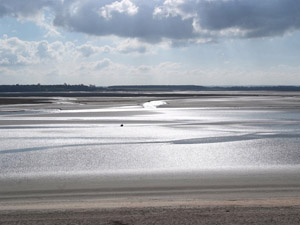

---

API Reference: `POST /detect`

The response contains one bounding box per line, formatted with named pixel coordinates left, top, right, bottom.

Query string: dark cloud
left=193, top=0, right=300, bottom=38
left=1, top=0, right=300, bottom=42
left=52, top=0, right=195, bottom=42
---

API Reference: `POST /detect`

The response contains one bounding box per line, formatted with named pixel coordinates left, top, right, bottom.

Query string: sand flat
left=0, top=92, right=300, bottom=224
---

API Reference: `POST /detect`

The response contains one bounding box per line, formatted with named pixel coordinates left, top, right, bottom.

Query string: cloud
left=94, top=58, right=112, bottom=70
left=76, top=44, right=104, bottom=57
left=76, top=39, right=154, bottom=56
left=116, top=39, right=150, bottom=54
left=0, top=35, right=151, bottom=74
left=51, top=0, right=300, bottom=42
left=0, top=0, right=59, bottom=18
left=36, top=41, right=52, bottom=58
left=100, top=0, right=139, bottom=19
left=0, top=37, right=36, bottom=66
left=1, top=35, right=300, bottom=85
left=0, top=0, right=61, bottom=38
left=191, top=0, right=300, bottom=39
left=47, top=0, right=195, bottom=42
left=1, top=0, right=300, bottom=43
left=137, top=65, right=152, bottom=72
left=76, top=43, right=116, bottom=57
left=0, top=36, right=76, bottom=67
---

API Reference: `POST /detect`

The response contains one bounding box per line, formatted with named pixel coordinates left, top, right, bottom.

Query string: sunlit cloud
left=2, top=0, right=300, bottom=43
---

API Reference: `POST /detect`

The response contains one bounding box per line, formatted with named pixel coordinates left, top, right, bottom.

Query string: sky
left=0, top=0, right=300, bottom=86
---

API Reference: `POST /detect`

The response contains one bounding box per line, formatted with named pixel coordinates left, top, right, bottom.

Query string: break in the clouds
left=1, top=0, right=300, bottom=42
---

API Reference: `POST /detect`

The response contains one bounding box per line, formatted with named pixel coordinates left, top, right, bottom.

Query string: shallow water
left=0, top=97, right=300, bottom=192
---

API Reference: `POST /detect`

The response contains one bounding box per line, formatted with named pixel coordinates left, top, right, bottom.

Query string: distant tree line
left=0, top=84, right=104, bottom=92
left=1, top=84, right=300, bottom=92
left=107, top=85, right=300, bottom=92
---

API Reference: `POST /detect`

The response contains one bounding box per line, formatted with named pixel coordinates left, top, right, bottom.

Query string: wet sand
left=1, top=91, right=300, bottom=224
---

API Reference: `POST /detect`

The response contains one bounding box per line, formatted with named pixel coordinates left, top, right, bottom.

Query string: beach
left=0, top=91, right=300, bottom=224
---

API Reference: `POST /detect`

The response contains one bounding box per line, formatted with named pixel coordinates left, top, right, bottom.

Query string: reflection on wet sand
left=0, top=92, right=300, bottom=198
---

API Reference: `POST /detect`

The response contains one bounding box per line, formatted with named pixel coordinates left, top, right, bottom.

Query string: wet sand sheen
left=0, top=92, right=300, bottom=224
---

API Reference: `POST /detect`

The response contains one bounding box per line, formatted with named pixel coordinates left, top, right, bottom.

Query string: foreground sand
left=1, top=184, right=300, bottom=224
left=1, top=197, right=300, bottom=225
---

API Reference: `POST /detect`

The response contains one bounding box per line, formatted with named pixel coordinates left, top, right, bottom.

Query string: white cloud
left=100, top=0, right=139, bottom=19
left=153, top=0, right=194, bottom=20
left=116, top=38, right=150, bottom=54
left=0, top=35, right=155, bottom=78
left=0, top=37, right=36, bottom=66
left=94, top=58, right=112, bottom=70
left=75, top=39, right=156, bottom=57
left=137, top=65, right=152, bottom=72
left=1, top=37, right=300, bottom=85
left=36, top=41, right=52, bottom=58
left=76, top=44, right=102, bottom=57
left=76, top=44, right=114, bottom=57
left=0, top=36, right=76, bottom=67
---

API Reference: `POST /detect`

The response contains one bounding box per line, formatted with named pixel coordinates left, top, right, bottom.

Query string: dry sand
left=1, top=197, right=300, bottom=225
left=1, top=179, right=300, bottom=224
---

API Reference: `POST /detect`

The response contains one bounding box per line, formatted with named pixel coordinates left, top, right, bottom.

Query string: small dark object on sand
left=120, top=124, right=124, bottom=127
